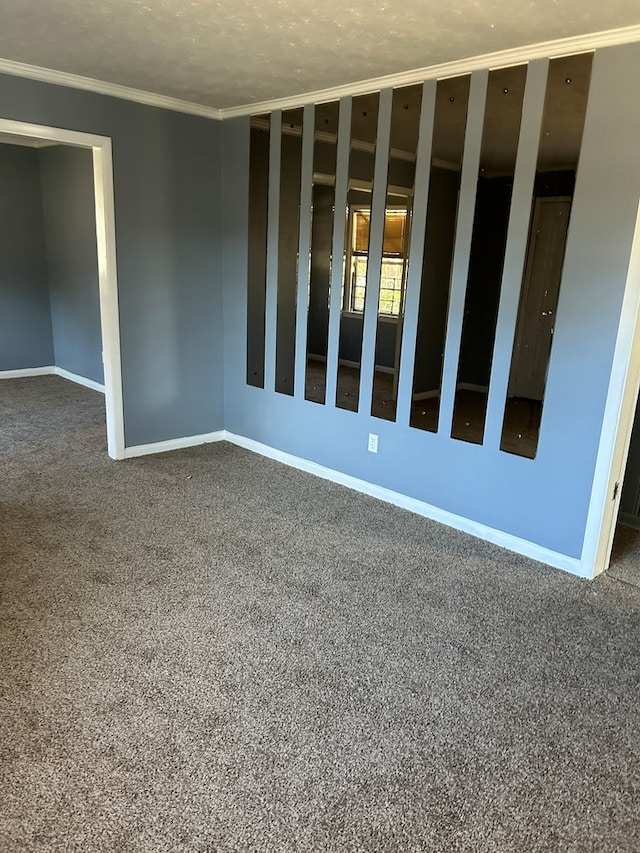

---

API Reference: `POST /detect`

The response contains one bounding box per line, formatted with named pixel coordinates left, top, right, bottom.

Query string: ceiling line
left=0, top=56, right=224, bottom=120
left=223, top=23, right=640, bottom=118
left=0, top=23, right=638, bottom=122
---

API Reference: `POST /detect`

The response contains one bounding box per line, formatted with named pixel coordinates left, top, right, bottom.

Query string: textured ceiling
left=0, top=0, right=638, bottom=110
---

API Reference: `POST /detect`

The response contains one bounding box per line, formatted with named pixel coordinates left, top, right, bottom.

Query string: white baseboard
left=0, top=365, right=105, bottom=394
left=54, top=367, right=105, bottom=393
left=0, top=365, right=55, bottom=379
left=338, top=358, right=395, bottom=374
left=118, top=427, right=587, bottom=576
left=457, top=382, right=489, bottom=394
left=307, top=355, right=394, bottom=375
left=0, top=371, right=585, bottom=576
left=124, top=430, right=226, bottom=458
left=223, top=430, right=587, bottom=578
left=412, top=383, right=489, bottom=402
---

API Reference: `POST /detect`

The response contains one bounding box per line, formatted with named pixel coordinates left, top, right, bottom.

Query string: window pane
left=382, top=211, right=407, bottom=255
left=353, top=256, right=367, bottom=311
left=379, top=258, right=404, bottom=315
left=354, top=210, right=371, bottom=253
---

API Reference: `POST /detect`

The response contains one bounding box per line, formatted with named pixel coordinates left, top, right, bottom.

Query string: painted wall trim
left=0, top=366, right=105, bottom=392
left=100, top=423, right=589, bottom=576
left=0, top=118, right=126, bottom=461
left=221, top=24, right=640, bottom=119
left=0, top=366, right=55, bottom=379
left=0, top=56, right=223, bottom=120
left=1, top=24, right=639, bottom=122
left=54, top=367, right=105, bottom=393
left=223, top=431, right=587, bottom=578
left=123, top=431, right=226, bottom=459
left=582, top=199, right=640, bottom=577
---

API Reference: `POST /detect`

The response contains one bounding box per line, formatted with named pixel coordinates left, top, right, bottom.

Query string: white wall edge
left=0, top=56, right=223, bottom=120
left=223, top=431, right=587, bottom=578
left=54, top=367, right=105, bottom=393
left=0, top=366, right=55, bottom=379
left=581, top=199, right=640, bottom=577
left=124, top=431, right=226, bottom=458
left=221, top=24, right=640, bottom=119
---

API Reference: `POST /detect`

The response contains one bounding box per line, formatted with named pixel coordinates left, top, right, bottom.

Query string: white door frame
left=582, top=198, right=640, bottom=577
left=0, top=118, right=125, bottom=460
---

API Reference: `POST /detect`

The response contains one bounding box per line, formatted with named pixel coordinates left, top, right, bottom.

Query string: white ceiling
left=0, top=1, right=638, bottom=112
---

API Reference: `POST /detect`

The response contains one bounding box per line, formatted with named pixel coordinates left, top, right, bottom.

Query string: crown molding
left=252, top=114, right=417, bottom=161
left=221, top=23, right=640, bottom=119
left=0, top=57, right=224, bottom=120
left=0, top=23, right=639, bottom=123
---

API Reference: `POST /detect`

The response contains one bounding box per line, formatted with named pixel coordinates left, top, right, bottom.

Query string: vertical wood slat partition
left=358, top=88, right=394, bottom=416
left=395, top=81, right=437, bottom=426
left=293, top=104, right=315, bottom=399
left=437, top=70, right=489, bottom=437
left=264, top=110, right=282, bottom=391
left=483, top=59, right=549, bottom=451
left=324, top=97, right=353, bottom=408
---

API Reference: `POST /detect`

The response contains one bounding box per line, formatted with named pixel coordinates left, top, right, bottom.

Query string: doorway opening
left=0, top=119, right=124, bottom=459
left=609, top=393, right=640, bottom=585
left=584, top=198, right=640, bottom=578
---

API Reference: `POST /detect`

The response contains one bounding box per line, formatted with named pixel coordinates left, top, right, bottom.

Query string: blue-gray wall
left=0, top=144, right=53, bottom=370
left=0, top=73, right=223, bottom=445
left=40, top=145, right=103, bottom=385
left=3, top=43, right=640, bottom=568
left=222, top=43, right=640, bottom=561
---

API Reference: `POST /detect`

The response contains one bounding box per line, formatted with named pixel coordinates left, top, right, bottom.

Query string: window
left=343, top=206, right=409, bottom=317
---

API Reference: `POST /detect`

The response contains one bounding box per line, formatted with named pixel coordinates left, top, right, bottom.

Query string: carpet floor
left=1, top=376, right=640, bottom=852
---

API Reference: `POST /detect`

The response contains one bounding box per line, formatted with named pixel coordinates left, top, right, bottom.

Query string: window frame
left=342, top=203, right=411, bottom=321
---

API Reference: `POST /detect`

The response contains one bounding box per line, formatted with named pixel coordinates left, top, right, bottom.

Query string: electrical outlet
left=368, top=433, right=378, bottom=453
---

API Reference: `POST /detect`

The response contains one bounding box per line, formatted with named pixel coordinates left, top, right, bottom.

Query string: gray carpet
left=2, top=376, right=640, bottom=852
